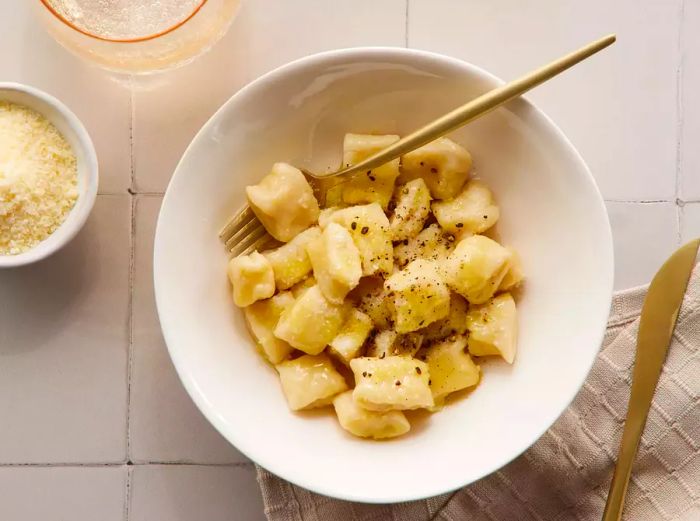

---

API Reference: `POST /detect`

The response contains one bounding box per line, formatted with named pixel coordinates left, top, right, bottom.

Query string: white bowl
left=154, top=48, right=614, bottom=503
left=0, top=82, right=98, bottom=268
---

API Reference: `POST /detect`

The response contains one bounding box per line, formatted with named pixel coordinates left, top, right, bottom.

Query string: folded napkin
left=256, top=264, right=700, bottom=521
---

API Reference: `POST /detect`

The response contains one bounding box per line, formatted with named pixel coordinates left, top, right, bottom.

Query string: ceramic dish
left=154, top=47, right=614, bottom=503
left=0, top=82, right=98, bottom=268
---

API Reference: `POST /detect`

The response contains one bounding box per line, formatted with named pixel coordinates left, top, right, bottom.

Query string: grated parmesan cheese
left=0, top=101, right=78, bottom=255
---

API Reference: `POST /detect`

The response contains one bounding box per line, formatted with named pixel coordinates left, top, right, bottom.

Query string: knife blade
left=602, top=238, right=699, bottom=521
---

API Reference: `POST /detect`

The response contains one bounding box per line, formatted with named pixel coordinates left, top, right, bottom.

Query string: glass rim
left=38, top=0, right=208, bottom=43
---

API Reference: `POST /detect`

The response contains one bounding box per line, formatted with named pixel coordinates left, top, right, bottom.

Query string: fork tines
left=219, top=205, right=273, bottom=256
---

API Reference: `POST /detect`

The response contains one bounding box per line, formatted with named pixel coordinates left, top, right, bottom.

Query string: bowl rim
left=0, top=82, right=99, bottom=268
left=155, top=46, right=614, bottom=503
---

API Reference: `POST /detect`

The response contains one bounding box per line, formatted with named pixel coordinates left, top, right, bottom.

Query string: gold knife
left=602, top=238, right=699, bottom=521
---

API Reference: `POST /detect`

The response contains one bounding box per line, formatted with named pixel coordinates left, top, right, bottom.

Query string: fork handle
left=320, top=34, right=615, bottom=180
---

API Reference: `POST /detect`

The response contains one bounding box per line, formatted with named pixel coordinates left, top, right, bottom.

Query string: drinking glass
left=35, top=0, right=241, bottom=74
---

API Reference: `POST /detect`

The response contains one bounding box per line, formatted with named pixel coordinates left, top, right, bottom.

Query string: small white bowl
left=154, top=48, right=614, bottom=503
left=0, top=82, right=98, bottom=268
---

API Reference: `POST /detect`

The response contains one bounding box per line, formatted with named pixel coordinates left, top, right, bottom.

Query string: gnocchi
left=329, top=309, right=373, bottom=364
left=389, top=178, right=432, bottom=241
left=247, top=162, right=320, bottom=242
left=466, top=292, right=518, bottom=364
left=350, top=356, right=434, bottom=411
left=399, top=137, right=472, bottom=200
left=340, top=134, right=401, bottom=210
left=443, top=234, right=511, bottom=304
left=244, top=291, right=295, bottom=364
left=384, top=259, right=450, bottom=333
left=274, top=284, right=349, bottom=355
left=333, top=391, right=410, bottom=439
left=432, top=180, right=499, bottom=235
left=422, top=335, right=480, bottom=400
left=276, top=353, right=348, bottom=410
left=263, top=226, right=321, bottom=290
left=227, top=133, right=523, bottom=440
left=228, top=251, right=275, bottom=307
left=323, top=203, right=393, bottom=276
left=307, top=222, right=362, bottom=304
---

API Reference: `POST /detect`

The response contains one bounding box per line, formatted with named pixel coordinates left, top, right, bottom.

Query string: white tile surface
left=130, top=196, right=246, bottom=463
left=0, top=2, right=132, bottom=194
left=131, top=0, right=407, bottom=193
left=129, top=464, right=266, bottom=521
left=0, top=195, right=129, bottom=463
left=681, top=202, right=700, bottom=242
left=681, top=0, right=700, bottom=200
left=606, top=201, right=680, bottom=290
left=0, top=466, right=126, bottom=521
left=409, top=0, right=681, bottom=201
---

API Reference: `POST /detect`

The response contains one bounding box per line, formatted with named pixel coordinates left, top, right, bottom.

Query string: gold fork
left=220, top=34, right=616, bottom=256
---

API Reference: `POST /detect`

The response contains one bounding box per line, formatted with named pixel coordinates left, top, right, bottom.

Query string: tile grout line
left=404, top=0, right=409, bottom=47
left=604, top=199, right=676, bottom=204
left=124, top=466, right=132, bottom=521
left=675, top=0, right=686, bottom=245
left=126, top=79, right=136, bottom=464
left=98, top=191, right=164, bottom=197
left=126, top=195, right=136, bottom=462
left=131, top=460, right=254, bottom=467
left=0, top=461, right=254, bottom=468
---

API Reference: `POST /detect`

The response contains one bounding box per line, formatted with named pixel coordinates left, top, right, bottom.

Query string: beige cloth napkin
left=256, top=264, right=700, bottom=521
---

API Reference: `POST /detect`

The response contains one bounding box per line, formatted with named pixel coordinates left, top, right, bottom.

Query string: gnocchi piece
left=244, top=291, right=295, bottom=364
left=423, top=335, right=480, bottom=400
left=228, top=251, right=275, bottom=307
left=325, top=203, right=393, bottom=276
left=333, top=391, right=410, bottom=439
left=274, top=285, right=349, bottom=355
left=340, top=134, right=401, bottom=210
left=384, top=259, right=450, bottom=333
left=399, top=137, right=472, bottom=200
left=365, top=330, right=396, bottom=358
left=318, top=207, right=341, bottom=228
left=350, top=356, right=433, bottom=411
left=466, top=292, right=518, bottom=363
left=306, top=222, right=362, bottom=304
left=431, top=180, right=499, bottom=235
left=329, top=309, right=373, bottom=364
left=443, top=235, right=511, bottom=304
left=263, top=227, right=321, bottom=290
left=389, top=178, right=432, bottom=241
left=350, top=276, right=393, bottom=329
left=276, top=353, right=348, bottom=411
left=289, top=276, right=316, bottom=298
left=499, top=248, right=524, bottom=291
left=247, top=162, right=320, bottom=242
left=420, top=293, right=469, bottom=341
left=366, top=330, right=423, bottom=358
left=393, top=223, right=455, bottom=269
